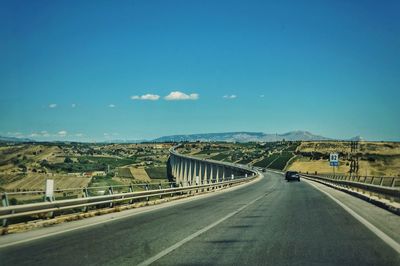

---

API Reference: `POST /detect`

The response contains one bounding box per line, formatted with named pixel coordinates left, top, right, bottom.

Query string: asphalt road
left=1, top=172, right=399, bottom=266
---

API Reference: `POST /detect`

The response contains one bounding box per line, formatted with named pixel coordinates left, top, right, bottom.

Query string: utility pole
left=349, top=141, right=359, bottom=176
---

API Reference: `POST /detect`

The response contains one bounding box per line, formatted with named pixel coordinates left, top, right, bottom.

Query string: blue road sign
left=330, top=162, right=339, bottom=167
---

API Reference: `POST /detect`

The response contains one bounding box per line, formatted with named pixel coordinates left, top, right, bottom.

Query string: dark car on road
left=285, top=171, right=300, bottom=182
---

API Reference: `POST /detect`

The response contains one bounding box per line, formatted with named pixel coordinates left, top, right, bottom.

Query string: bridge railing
left=306, top=174, right=400, bottom=187
left=170, top=146, right=257, bottom=174
left=300, top=173, right=400, bottom=203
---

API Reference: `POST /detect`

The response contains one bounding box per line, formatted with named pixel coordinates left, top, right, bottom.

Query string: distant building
left=83, top=171, right=106, bottom=177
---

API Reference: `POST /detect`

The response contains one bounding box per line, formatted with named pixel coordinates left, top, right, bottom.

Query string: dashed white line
left=137, top=193, right=266, bottom=266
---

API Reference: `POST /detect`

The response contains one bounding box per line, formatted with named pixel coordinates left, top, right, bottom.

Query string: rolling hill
left=152, top=131, right=331, bottom=143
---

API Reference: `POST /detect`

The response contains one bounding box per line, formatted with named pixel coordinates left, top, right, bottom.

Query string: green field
left=89, top=175, right=124, bottom=188
left=268, top=152, right=294, bottom=170
left=145, top=166, right=167, bottom=179
left=253, top=154, right=280, bottom=168
left=237, top=158, right=253, bottom=165
left=194, top=149, right=228, bottom=155
left=210, top=153, right=230, bottom=161
left=43, top=156, right=137, bottom=173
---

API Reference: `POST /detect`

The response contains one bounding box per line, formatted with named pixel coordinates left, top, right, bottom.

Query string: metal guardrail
left=261, top=168, right=400, bottom=203
left=305, top=174, right=400, bottom=187
left=0, top=176, right=256, bottom=225
left=1, top=181, right=177, bottom=207
left=301, top=174, right=400, bottom=202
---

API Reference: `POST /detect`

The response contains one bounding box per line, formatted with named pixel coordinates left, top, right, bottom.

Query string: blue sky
left=1, top=0, right=399, bottom=141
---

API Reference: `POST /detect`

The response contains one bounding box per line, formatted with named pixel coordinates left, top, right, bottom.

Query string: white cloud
left=131, top=94, right=160, bottom=101
left=71, top=103, right=76, bottom=108
left=223, top=95, right=237, bottom=99
left=108, top=104, right=116, bottom=108
left=103, top=132, right=119, bottom=138
left=40, top=131, right=50, bottom=137
left=58, top=130, right=67, bottom=137
left=29, top=133, right=39, bottom=137
left=8, top=132, right=22, bottom=136
left=49, top=103, right=57, bottom=108
left=75, top=133, right=84, bottom=137
left=164, top=91, right=199, bottom=101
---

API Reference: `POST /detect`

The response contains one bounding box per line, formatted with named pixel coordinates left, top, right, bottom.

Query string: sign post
left=329, top=153, right=339, bottom=177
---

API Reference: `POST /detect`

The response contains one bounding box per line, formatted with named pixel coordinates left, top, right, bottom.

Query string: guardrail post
left=159, top=183, right=162, bottom=199
left=1, top=193, right=9, bottom=227
left=145, top=184, right=149, bottom=201
left=170, top=183, right=174, bottom=197
left=83, top=187, right=89, bottom=198
left=129, top=185, right=134, bottom=204
left=179, top=182, right=183, bottom=195
left=109, top=186, right=114, bottom=207
left=1, top=193, right=9, bottom=208
left=83, top=188, right=89, bottom=212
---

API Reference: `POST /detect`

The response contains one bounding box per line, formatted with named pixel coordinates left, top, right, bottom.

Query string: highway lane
left=1, top=172, right=399, bottom=265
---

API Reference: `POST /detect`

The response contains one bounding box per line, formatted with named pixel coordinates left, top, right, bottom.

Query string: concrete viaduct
left=167, top=146, right=256, bottom=186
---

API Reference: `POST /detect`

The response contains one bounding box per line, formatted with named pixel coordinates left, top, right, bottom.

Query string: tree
left=64, top=157, right=73, bottom=163
left=18, top=164, right=27, bottom=172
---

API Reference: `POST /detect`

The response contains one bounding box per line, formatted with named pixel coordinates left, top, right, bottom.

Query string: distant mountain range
left=0, top=136, right=34, bottom=143
left=152, top=131, right=331, bottom=142
left=0, top=131, right=364, bottom=143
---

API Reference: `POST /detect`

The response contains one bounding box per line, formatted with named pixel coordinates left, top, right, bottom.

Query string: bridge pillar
left=188, top=160, right=193, bottom=186
left=184, top=159, right=189, bottom=186
left=193, top=160, right=198, bottom=185
left=168, top=149, right=255, bottom=188
left=210, top=164, right=214, bottom=183
left=173, top=156, right=178, bottom=178
left=204, top=163, right=209, bottom=184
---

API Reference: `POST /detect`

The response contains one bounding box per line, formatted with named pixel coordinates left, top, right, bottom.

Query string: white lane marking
left=137, top=193, right=266, bottom=266
left=304, top=179, right=400, bottom=254
left=0, top=175, right=263, bottom=249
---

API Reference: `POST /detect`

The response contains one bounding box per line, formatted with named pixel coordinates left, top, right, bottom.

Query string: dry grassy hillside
left=287, top=141, right=400, bottom=177
left=0, top=143, right=173, bottom=192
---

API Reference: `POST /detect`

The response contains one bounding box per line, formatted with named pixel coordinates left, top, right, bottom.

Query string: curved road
left=1, top=172, right=399, bottom=265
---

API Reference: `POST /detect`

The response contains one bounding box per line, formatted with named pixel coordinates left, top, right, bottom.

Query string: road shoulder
left=303, top=178, right=400, bottom=254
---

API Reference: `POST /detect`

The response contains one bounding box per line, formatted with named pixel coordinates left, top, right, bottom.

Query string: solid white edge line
left=304, top=178, right=400, bottom=254
left=136, top=194, right=265, bottom=266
